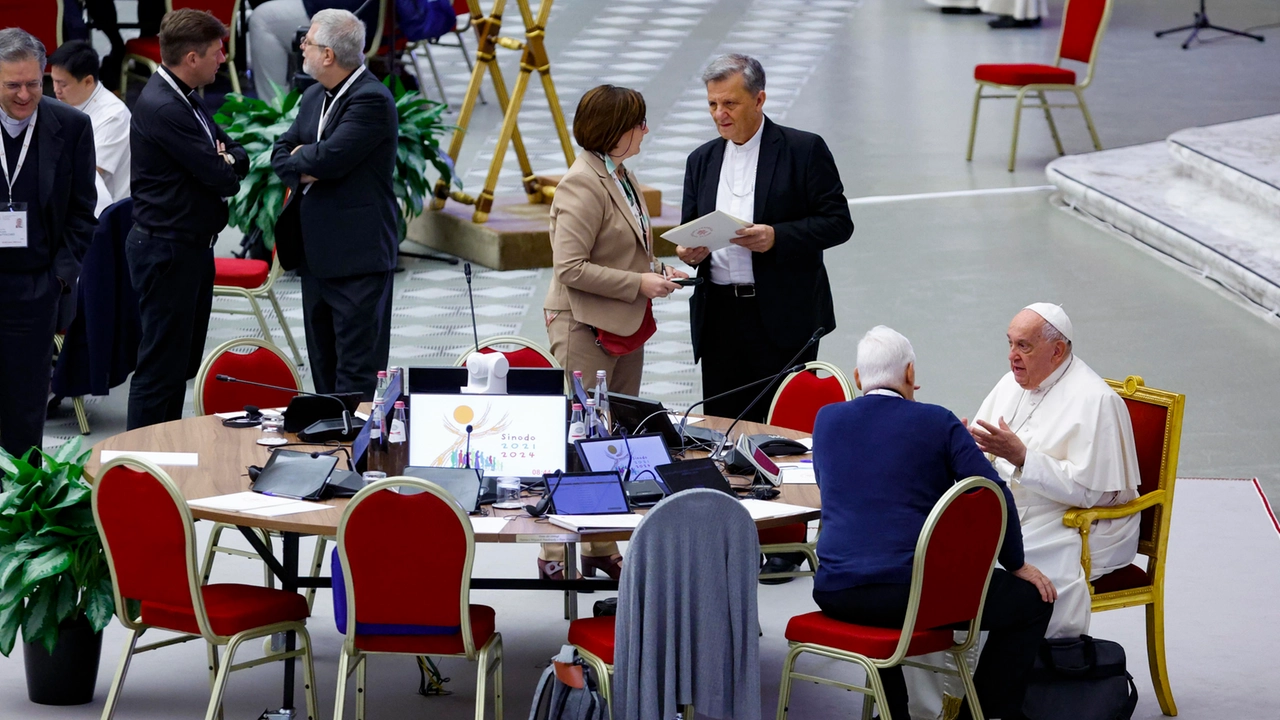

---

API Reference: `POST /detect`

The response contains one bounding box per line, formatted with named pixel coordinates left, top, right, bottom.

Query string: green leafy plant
left=215, top=77, right=459, bottom=250
left=0, top=439, right=113, bottom=656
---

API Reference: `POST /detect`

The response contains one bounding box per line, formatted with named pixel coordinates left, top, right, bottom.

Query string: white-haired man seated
left=967, top=303, right=1142, bottom=638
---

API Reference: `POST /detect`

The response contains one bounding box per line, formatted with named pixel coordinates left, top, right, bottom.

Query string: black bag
left=1022, top=635, right=1138, bottom=720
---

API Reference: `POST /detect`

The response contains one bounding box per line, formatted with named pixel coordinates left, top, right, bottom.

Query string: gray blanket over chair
left=612, top=489, right=761, bottom=720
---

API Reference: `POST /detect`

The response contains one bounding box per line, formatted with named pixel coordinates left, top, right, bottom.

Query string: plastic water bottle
left=367, top=401, right=387, bottom=473
left=568, top=403, right=587, bottom=441
left=594, top=370, right=610, bottom=434
left=584, top=398, right=600, bottom=438
left=386, top=401, right=409, bottom=475
left=373, top=370, right=389, bottom=404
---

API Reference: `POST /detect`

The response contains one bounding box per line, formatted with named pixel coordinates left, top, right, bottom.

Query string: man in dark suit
left=271, top=8, right=398, bottom=399
left=813, top=326, right=1056, bottom=720
left=126, top=9, right=249, bottom=430
left=0, top=28, right=96, bottom=460
left=676, top=54, right=854, bottom=424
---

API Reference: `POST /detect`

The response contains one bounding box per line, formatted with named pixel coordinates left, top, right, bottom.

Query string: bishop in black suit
left=272, top=9, right=399, bottom=399
left=677, top=55, right=854, bottom=424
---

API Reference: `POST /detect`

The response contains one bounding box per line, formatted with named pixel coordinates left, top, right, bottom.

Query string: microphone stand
left=677, top=366, right=806, bottom=446
left=215, top=374, right=354, bottom=437
left=465, top=262, right=480, bottom=353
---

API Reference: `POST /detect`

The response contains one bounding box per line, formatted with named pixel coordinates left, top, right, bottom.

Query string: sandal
left=537, top=558, right=566, bottom=581
left=581, top=554, right=623, bottom=580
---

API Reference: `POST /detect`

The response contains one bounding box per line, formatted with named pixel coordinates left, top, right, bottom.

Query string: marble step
left=1167, top=114, right=1280, bottom=213
left=1047, top=141, right=1280, bottom=314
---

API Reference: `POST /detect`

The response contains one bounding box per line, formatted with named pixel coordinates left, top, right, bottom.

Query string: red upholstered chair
left=121, top=0, right=242, bottom=96
left=2, top=0, right=62, bottom=56
left=92, top=456, right=318, bottom=720
left=776, top=477, right=1007, bottom=720
left=213, top=251, right=303, bottom=365
left=453, top=334, right=561, bottom=369
left=1064, top=376, right=1185, bottom=716
left=334, top=476, right=503, bottom=720
left=757, top=361, right=854, bottom=581
left=965, top=0, right=1113, bottom=171
left=193, top=338, right=301, bottom=415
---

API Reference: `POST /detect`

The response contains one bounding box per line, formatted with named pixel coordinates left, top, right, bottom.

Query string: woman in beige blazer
left=540, top=85, right=686, bottom=581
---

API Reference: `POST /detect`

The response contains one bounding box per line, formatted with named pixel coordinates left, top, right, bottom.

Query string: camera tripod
left=1155, top=0, right=1265, bottom=49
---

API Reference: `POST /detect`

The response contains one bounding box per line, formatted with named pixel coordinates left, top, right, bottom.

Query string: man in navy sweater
left=813, top=326, right=1055, bottom=720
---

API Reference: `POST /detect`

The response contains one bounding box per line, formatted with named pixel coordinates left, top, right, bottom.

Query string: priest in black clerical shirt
left=0, top=29, right=97, bottom=461
left=126, top=9, right=248, bottom=430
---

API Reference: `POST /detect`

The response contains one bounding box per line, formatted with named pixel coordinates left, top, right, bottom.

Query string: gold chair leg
left=1009, top=87, right=1030, bottom=172
left=965, top=84, right=984, bottom=162
left=73, top=396, right=90, bottom=434
left=206, top=643, right=225, bottom=720
left=303, top=536, right=329, bottom=611
left=1075, top=89, right=1103, bottom=151
left=1037, top=90, right=1064, bottom=155
left=953, top=648, right=984, bottom=720
left=863, top=662, right=891, bottom=720
left=200, top=523, right=227, bottom=585
left=246, top=294, right=275, bottom=350
left=1147, top=598, right=1178, bottom=715
left=296, top=626, right=320, bottom=720
left=355, top=652, right=368, bottom=720
left=101, top=627, right=141, bottom=720
left=491, top=634, right=505, bottom=720
left=204, top=636, right=240, bottom=720
left=333, top=650, right=352, bottom=720
left=266, top=288, right=303, bottom=366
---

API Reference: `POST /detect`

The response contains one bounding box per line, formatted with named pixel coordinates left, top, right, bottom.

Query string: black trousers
left=813, top=570, right=1053, bottom=720
left=300, top=271, right=394, bottom=400
left=125, top=228, right=214, bottom=430
left=699, top=284, right=818, bottom=423
left=0, top=270, right=60, bottom=461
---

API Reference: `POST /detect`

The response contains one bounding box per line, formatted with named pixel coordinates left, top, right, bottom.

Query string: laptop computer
left=402, top=466, right=484, bottom=514
left=655, top=458, right=737, bottom=497
left=607, top=392, right=724, bottom=451
left=575, top=433, right=672, bottom=506
left=547, top=471, right=633, bottom=515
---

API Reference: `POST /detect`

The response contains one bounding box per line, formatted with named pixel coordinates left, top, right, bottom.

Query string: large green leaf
left=0, top=599, right=19, bottom=657
left=55, top=574, right=76, bottom=623
left=21, top=547, right=71, bottom=588
left=85, top=577, right=114, bottom=633
left=21, top=582, right=54, bottom=647
left=0, top=551, right=24, bottom=589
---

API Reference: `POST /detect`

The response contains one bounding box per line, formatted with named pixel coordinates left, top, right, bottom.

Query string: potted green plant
left=215, top=77, right=459, bottom=255
left=0, top=438, right=114, bottom=705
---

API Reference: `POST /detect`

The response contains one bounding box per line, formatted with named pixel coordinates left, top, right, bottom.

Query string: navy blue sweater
left=813, top=394, right=1025, bottom=593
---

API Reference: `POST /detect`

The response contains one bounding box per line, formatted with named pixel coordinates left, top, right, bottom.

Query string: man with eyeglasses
left=0, top=28, right=97, bottom=462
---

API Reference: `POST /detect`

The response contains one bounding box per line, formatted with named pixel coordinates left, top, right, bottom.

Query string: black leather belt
left=133, top=224, right=218, bottom=248
left=710, top=282, right=756, bottom=298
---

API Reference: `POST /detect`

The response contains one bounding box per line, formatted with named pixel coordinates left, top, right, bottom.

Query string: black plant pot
left=23, top=614, right=103, bottom=705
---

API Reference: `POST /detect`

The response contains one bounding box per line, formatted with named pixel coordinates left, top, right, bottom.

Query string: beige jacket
left=544, top=152, right=652, bottom=336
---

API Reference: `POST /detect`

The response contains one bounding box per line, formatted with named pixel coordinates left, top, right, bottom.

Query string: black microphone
left=464, top=262, right=480, bottom=353
left=710, top=327, right=828, bottom=459
left=464, top=424, right=473, bottom=468
left=677, top=364, right=807, bottom=444
left=215, top=374, right=354, bottom=438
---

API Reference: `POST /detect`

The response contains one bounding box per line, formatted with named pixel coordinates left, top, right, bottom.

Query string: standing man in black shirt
left=127, top=9, right=249, bottom=430
left=0, top=28, right=96, bottom=460
left=271, top=9, right=398, bottom=399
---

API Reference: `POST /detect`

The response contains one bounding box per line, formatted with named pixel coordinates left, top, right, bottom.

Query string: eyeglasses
left=638, top=119, right=648, bottom=131
left=299, top=36, right=327, bottom=50
left=2, top=80, right=42, bottom=93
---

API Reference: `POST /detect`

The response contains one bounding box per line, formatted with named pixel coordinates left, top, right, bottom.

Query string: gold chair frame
left=758, top=361, right=853, bottom=581
left=334, top=477, right=504, bottom=720
left=192, top=337, right=302, bottom=416
left=1063, top=375, right=1185, bottom=716
left=452, top=334, right=561, bottom=368
left=212, top=253, right=304, bottom=366
left=51, top=333, right=91, bottom=435
left=429, top=0, right=576, bottom=222
left=121, top=0, right=243, bottom=96
left=776, top=477, right=1006, bottom=720
left=93, top=456, right=319, bottom=720
left=965, top=0, right=1113, bottom=172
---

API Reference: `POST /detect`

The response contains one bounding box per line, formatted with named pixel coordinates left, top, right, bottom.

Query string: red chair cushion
left=124, top=36, right=162, bottom=61
left=974, top=63, right=1076, bottom=87
left=769, top=371, right=848, bottom=434
left=758, top=523, right=807, bottom=546
left=141, top=583, right=309, bottom=637
left=355, top=605, right=496, bottom=654
left=1091, top=563, right=1149, bottom=595
left=785, top=611, right=956, bottom=660
left=479, top=345, right=554, bottom=369
left=568, top=616, right=616, bottom=665
left=214, top=258, right=271, bottom=289
left=1061, top=0, right=1108, bottom=64
left=201, top=346, right=299, bottom=415
left=2, top=0, right=59, bottom=52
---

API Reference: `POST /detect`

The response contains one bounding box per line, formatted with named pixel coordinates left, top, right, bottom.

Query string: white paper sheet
left=797, top=437, right=813, bottom=450
left=187, top=492, right=294, bottom=512
left=214, top=410, right=247, bottom=420
left=737, top=498, right=818, bottom=520
left=547, top=514, right=645, bottom=532
left=101, top=451, right=199, bottom=466
left=241, top=500, right=330, bottom=517
left=470, top=516, right=513, bottom=534
left=659, top=210, right=749, bottom=250
left=668, top=413, right=703, bottom=425
left=780, top=467, right=817, bottom=484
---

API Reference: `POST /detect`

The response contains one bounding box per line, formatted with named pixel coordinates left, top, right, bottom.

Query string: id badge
left=0, top=202, right=28, bottom=249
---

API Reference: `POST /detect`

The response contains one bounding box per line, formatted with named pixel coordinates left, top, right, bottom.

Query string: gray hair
left=856, top=325, right=916, bottom=392
left=0, top=28, right=47, bottom=72
left=311, top=9, right=365, bottom=70
left=1040, top=320, right=1073, bottom=352
left=701, top=54, right=765, bottom=95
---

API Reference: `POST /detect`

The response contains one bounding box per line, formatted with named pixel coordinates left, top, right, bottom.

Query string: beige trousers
left=538, top=309, right=645, bottom=561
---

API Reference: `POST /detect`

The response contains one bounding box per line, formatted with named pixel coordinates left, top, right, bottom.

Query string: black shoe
left=759, top=556, right=800, bottom=584
left=940, top=6, right=982, bottom=14
left=989, top=15, right=1042, bottom=28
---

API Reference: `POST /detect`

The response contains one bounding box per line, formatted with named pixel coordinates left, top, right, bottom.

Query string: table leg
left=564, top=541, right=578, bottom=621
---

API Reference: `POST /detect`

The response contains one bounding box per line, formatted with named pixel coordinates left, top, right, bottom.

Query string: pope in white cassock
left=968, top=303, right=1141, bottom=638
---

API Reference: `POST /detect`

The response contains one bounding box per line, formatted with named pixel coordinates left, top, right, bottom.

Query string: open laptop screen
left=548, top=471, right=631, bottom=515
left=575, top=433, right=673, bottom=486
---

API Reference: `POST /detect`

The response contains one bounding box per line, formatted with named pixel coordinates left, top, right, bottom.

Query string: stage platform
left=1047, top=114, right=1280, bottom=316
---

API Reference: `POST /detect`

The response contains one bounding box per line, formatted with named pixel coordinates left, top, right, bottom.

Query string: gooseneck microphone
left=676, top=365, right=807, bottom=444
left=464, top=424, right=474, bottom=468
left=710, top=326, right=829, bottom=459
left=215, top=374, right=354, bottom=437
left=464, top=262, right=480, bottom=353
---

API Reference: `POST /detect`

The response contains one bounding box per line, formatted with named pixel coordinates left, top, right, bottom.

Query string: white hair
left=856, top=325, right=916, bottom=392
left=701, top=54, right=765, bottom=94
left=1040, top=319, right=1071, bottom=349
left=311, top=9, right=365, bottom=70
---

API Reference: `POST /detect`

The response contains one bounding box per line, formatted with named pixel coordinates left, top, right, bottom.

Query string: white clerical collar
left=0, top=105, right=33, bottom=139
left=864, top=388, right=905, bottom=399
left=1027, top=355, right=1072, bottom=395
left=75, top=82, right=104, bottom=112
left=727, top=117, right=764, bottom=154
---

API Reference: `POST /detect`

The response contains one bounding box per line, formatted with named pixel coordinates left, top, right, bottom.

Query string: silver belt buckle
left=734, top=284, right=756, bottom=298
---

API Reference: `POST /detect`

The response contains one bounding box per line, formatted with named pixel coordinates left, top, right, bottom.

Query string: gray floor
left=13, top=0, right=1280, bottom=717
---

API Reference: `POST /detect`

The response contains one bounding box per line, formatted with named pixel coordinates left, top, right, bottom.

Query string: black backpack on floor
left=1022, top=635, right=1139, bottom=720
left=529, top=645, right=608, bottom=720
